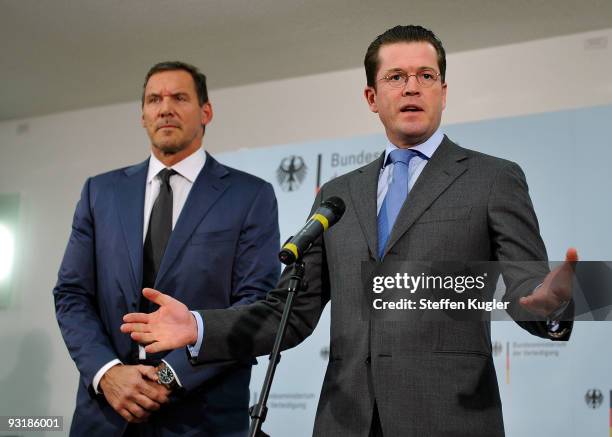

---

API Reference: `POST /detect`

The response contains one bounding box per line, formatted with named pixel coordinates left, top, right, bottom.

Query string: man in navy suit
left=53, top=61, right=280, bottom=436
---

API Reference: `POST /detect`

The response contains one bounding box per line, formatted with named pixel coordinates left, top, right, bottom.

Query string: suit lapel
left=114, top=159, right=148, bottom=302
left=349, top=153, right=385, bottom=259
left=383, top=137, right=468, bottom=258
left=155, top=153, right=230, bottom=286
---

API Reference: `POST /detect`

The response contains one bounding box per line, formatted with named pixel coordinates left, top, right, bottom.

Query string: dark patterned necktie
left=142, top=168, right=177, bottom=289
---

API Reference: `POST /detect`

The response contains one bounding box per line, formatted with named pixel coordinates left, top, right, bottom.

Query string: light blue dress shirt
left=189, top=311, right=204, bottom=356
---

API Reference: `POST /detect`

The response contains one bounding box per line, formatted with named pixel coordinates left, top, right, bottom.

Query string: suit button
left=365, top=357, right=371, bottom=364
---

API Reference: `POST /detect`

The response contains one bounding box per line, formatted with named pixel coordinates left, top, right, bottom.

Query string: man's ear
left=441, top=82, right=447, bottom=111
left=201, top=102, right=213, bottom=126
left=364, top=86, right=378, bottom=113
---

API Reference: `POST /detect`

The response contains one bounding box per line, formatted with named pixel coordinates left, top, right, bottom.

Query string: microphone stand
left=248, top=261, right=307, bottom=437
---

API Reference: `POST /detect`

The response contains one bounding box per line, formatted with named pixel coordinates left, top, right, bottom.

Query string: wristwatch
left=156, top=362, right=179, bottom=391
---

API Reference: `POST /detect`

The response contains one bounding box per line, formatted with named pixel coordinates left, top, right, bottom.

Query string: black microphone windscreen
left=320, top=196, right=346, bottom=222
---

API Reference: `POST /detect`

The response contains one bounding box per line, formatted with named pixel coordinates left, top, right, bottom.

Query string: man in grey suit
left=122, top=26, right=576, bottom=436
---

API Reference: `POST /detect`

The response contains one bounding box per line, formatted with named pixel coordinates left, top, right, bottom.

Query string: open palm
left=121, top=288, right=197, bottom=353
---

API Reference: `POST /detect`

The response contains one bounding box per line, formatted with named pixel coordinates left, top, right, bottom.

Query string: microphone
left=278, top=196, right=346, bottom=265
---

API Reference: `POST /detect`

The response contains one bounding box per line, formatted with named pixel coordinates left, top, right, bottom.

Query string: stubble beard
left=149, top=124, right=202, bottom=157
left=151, top=128, right=192, bottom=156
left=152, top=139, right=187, bottom=156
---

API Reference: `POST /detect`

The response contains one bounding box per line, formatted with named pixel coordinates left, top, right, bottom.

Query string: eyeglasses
left=377, top=69, right=441, bottom=88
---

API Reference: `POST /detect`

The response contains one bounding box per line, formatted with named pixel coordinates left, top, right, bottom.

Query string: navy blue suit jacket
left=54, top=153, right=280, bottom=436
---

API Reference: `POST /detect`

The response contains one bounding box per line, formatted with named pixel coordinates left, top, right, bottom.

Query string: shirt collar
left=146, top=147, right=206, bottom=183
left=382, top=128, right=444, bottom=168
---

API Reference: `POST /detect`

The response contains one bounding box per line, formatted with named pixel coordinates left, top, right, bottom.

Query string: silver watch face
left=158, top=366, right=175, bottom=385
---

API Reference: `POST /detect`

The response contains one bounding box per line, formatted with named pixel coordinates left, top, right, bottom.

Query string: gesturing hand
left=519, top=247, right=578, bottom=317
left=121, top=288, right=198, bottom=353
left=99, top=364, right=170, bottom=423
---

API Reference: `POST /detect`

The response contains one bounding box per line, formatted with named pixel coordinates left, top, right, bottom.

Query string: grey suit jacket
left=195, top=136, right=570, bottom=437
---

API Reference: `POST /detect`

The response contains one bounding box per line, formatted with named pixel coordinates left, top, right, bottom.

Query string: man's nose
left=159, top=96, right=175, bottom=116
left=402, top=75, right=420, bottom=96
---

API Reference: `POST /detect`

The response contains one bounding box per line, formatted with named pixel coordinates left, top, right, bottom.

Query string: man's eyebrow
left=145, top=91, right=190, bottom=98
left=383, top=66, right=437, bottom=73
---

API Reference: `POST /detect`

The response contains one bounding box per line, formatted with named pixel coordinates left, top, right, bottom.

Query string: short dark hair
left=141, top=61, right=208, bottom=107
left=364, top=25, right=446, bottom=88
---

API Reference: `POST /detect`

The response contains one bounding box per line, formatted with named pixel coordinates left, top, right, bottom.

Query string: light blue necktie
left=377, top=149, right=420, bottom=259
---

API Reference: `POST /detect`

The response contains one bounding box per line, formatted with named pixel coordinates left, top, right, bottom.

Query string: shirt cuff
left=93, top=359, right=122, bottom=394
left=548, top=300, right=570, bottom=321
left=161, top=359, right=183, bottom=388
left=187, top=311, right=203, bottom=359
